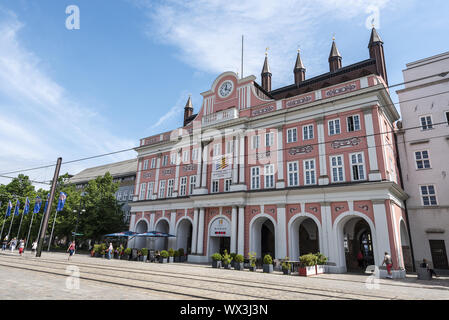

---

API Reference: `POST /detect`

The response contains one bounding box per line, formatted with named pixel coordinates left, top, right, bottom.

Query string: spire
left=368, top=27, right=388, bottom=85
left=261, top=47, right=272, bottom=92
left=328, top=36, right=342, bottom=72
left=368, top=27, right=383, bottom=47
left=183, top=95, right=193, bottom=126
left=294, top=49, right=306, bottom=85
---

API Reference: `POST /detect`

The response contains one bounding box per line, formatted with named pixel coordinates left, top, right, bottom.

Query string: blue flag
left=5, top=201, right=12, bottom=217
left=13, top=200, right=20, bottom=216
left=43, top=193, right=50, bottom=213
left=56, top=192, right=67, bottom=212
left=33, top=196, right=42, bottom=214
left=23, top=197, right=30, bottom=215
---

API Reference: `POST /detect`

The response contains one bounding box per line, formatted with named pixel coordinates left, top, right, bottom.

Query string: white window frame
left=139, top=183, right=146, bottom=200
left=150, top=158, right=156, bottom=169
left=328, top=119, right=341, bottom=136
left=264, top=164, right=275, bottom=189
left=415, top=150, right=431, bottom=170
left=189, top=175, right=196, bottom=194
left=251, top=135, right=260, bottom=150
left=179, top=177, right=187, bottom=196
left=287, top=161, right=299, bottom=187
left=192, top=148, right=198, bottom=161
left=347, top=114, right=361, bottom=132
left=122, top=190, right=128, bottom=201
left=158, top=180, right=166, bottom=198
left=129, top=188, right=134, bottom=200
left=287, top=128, right=297, bottom=143
left=224, top=178, right=232, bottom=192
left=212, top=180, right=219, bottom=193
left=147, top=182, right=154, bottom=200
left=420, top=115, right=433, bottom=131
left=420, top=185, right=438, bottom=206
left=225, top=140, right=234, bottom=154
left=162, top=155, right=168, bottom=167
left=350, top=152, right=366, bottom=181
left=330, top=155, right=345, bottom=183
left=251, top=166, right=260, bottom=190
left=302, top=124, right=314, bottom=140
left=182, top=150, right=189, bottom=163
left=167, top=179, right=174, bottom=197
left=143, top=159, right=149, bottom=170
left=213, top=144, right=221, bottom=157
left=303, top=159, right=316, bottom=185
left=265, top=132, right=274, bottom=147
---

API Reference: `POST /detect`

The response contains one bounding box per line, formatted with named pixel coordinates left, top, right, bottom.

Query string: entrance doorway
left=176, top=219, right=193, bottom=254
left=154, top=220, right=169, bottom=251
left=343, top=218, right=374, bottom=272
left=298, top=218, right=319, bottom=255
left=261, top=220, right=275, bottom=258
left=429, top=240, right=449, bottom=269
left=209, top=237, right=230, bottom=255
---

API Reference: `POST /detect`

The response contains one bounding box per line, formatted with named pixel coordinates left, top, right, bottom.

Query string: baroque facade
left=129, top=28, right=410, bottom=277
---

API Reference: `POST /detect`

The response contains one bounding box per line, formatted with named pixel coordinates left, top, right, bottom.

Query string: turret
left=294, top=49, right=306, bottom=85
left=183, top=95, right=193, bottom=126
left=261, top=49, right=272, bottom=92
left=329, top=38, right=342, bottom=72
left=368, top=27, right=388, bottom=85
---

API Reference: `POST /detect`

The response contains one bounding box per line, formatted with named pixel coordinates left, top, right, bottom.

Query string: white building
left=396, top=51, right=449, bottom=272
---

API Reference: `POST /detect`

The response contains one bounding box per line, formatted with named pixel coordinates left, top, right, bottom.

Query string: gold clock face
left=219, top=80, right=233, bottom=98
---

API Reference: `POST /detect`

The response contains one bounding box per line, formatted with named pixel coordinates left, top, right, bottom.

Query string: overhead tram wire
left=1, top=72, right=448, bottom=178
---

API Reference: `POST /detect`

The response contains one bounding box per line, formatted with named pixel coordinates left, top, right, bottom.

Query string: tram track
left=0, top=254, right=395, bottom=300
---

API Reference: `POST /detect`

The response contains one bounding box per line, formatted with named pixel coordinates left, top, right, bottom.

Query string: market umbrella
left=104, top=231, right=139, bottom=237
left=71, top=232, right=84, bottom=236
left=134, top=231, right=176, bottom=237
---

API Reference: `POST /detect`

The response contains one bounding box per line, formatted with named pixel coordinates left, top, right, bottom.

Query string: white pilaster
left=149, top=213, right=155, bottom=230
left=168, top=211, right=177, bottom=249
left=197, top=208, right=205, bottom=255
left=373, top=201, right=392, bottom=267
left=232, top=136, right=239, bottom=184
left=317, top=117, right=329, bottom=185
left=239, top=134, right=245, bottom=185
left=364, top=108, right=382, bottom=181
left=173, top=150, right=181, bottom=196
left=320, top=203, right=332, bottom=261
left=231, top=206, right=237, bottom=253
left=276, top=126, right=285, bottom=188
left=276, top=205, right=287, bottom=259
left=201, top=145, right=208, bottom=188
left=237, top=206, right=245, bottom=256
left=191, top=208, right=199, bottom=254
left=134, top=162, right=142, bottom=201
left=154, top=157, right=161, bottom=197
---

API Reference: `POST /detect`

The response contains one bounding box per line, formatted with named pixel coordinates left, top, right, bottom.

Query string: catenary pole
left=36, top=157, right=62, bottom=258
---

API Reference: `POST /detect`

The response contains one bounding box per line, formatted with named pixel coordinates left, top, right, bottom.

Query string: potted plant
left=117, top=245, right=124, bottom=260
left=160, top=250, right=169, bottom=263
left=315, top=252, right=327, bottom=274
left=230, top=252, right=237, bottom=268
left=93, top=244, right=101, bottom=257
left=281, top=257, right=292, bottom=275
left=299, top=253, right=317, bottom=276
left=234, top=254, right=244, bottom=270
left=174, top=250, right=180, bottom=262
left=211, top=253, right=222, bottom=268
left=263, top=254, right=274, bottom=273
left=168, top=248, right=175, bottom=263
left=124, top=247, right=132, bottom=260
left=178, top=248, right=185, bottom=262
left=222, top=250, right=232, bottom=269
left=141, top=248, right=148, bottom=262
left=248, top=252, right=257, bottom=272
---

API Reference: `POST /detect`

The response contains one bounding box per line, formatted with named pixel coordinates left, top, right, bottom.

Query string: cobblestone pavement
left=0, top=251, right=448, bottom=300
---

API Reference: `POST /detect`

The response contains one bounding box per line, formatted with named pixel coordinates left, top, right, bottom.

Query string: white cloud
left=0, top=12, right=136, bottom=187
left=137, top=0, right=396, bottom=87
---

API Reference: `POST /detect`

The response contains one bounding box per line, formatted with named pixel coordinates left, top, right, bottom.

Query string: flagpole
left=36, top=210, right=45, bottom=246
left=25, top=210, right=36, bottom=250
left=47, top=210, right=59, bottom=252
left=16, top=203, right=26, bottom=240
left=0, top=201, right=5, bottom=241
left=6, top=201, right=17, bottom=240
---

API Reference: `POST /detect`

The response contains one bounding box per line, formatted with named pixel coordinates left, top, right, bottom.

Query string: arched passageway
left=176, top=219, right=192, bottom=254
left=154, top=220, right=169, bottom=251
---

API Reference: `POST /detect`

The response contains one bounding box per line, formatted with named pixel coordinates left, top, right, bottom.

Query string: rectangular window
left=420, top=185, right=437, bottom=206
left=150, top=158, right=156, bottom=169
left=170, top=153, right=177, bottom=165
left=139, top=183, right=146, bottom=200
left=303, top=159, right=316, bottom=185
left=167, top=179, right=174, bottom=197
left=179, top=177, right=187, bottom=196
left=117, top=191, right=122, bottom=201
left=189, top=175, right=196, bottom=194
left=420, top=115, right=433, bottom=130
left=158, top=180, right=166, bottom=198
left=226, top=140, right=234, bottom=154
left=192, top=148, right=198, bottom=161
left=287, top=161, right=299, bottom=187
left=264, top=164, right=275, bottom=189
left=328, top=119, right=341, bottom=135
left=415, top=151, right=431, bottom=169
left=143, top=159, right=149, bottom=170
left=350, top=152, right=366, bottom=181
left=213, top=144, right=221, bottom=156
left=162, top=155, right=168, bottom=166
left=251, top=135, right=260, bottom=149
left=129, top=188, right=134, bottom=200
left=224, top=179, right=232, bottom=192
left=303, top=124, right=314, bottom=140
left=347, top=115, right=361, bottom=132
left=251, top=167, right=260, bottom=190
left=122, top=190, right=128, bottom=200
left=182, top=150, right=189, bottom=163
left=330, top=155, right=345, bottom=182
left=287, top=128, right=297, bottom=143
left=265, top=132, right=274, bottom=147
left=212, top=180, right=219, bottom=193
left=146, top=182, right=154, bottom=199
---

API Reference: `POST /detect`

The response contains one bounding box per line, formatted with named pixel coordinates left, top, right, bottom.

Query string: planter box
left=142, top=256, right=147, bottom=263
left=263, top=264, right=274, bottom=273
left=299, top=266, right=317, bottom=276
left=180, top=256, right=186, bottom=262
left=249, top=266, right=257, bottom=272
left=223, top=264, right=232, bottom=269
left=316, top=265, right=325, bottom=274
left=234, top=262, right=244, bottom=270
left=161, top=258, right=168, bottom=263
left=169, top=257, right=174, bottom=263
left=282, top=269, right=291, bottom=275
left=174, top=257, right=180, bottom=262
left=212, top=261, right=222, bottom=268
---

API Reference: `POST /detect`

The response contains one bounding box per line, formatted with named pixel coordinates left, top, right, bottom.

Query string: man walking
left=9, top=238, right=17, bottom=253
left=382, top=252, right=393, bottom=279
left=2, top=236, right=8, bottom=251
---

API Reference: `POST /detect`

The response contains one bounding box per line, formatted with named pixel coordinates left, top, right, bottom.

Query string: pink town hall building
left=129, top=28, right=410, bottom=277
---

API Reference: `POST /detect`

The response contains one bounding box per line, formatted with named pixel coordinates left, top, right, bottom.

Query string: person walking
left=9, top=238, right=17, bottom=253
left=31, top=240, right=38, bottom=253
left=2, top=236, right=8, bottom=251
left=18, top=239, right=25, bottom=256
left=107, top=243, right=113, bottom=260
left=420, top=259, right=438, bottom=278
left=67, top=241, right=76, bottom=261
left=382, top=251, right=393, bottom=279
left=357, top=250, right=364, bottom=269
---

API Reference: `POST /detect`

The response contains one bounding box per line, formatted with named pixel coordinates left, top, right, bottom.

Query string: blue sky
left=0, top=0, right=448, bottom=188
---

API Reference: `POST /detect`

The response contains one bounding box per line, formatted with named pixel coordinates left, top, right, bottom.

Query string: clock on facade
left=218, top=80, right=234, bottom=98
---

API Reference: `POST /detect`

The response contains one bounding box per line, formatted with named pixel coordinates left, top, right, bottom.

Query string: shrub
left=234, top=254, right=244, bottom=263
left=124, top=248, right=131, bottom=255
left=300, top=253, right=318, bottom=267
left=211, top=253, right=222, bottom=261
left=141, top=248, right=148, bottom=256
left=222, top=251, right=232, bottom=265
left=248, top=252, right=257, bottom=267
left=174, top=250, right=180, bottom=257
left=93, top=244, right=101, bottom=253
left=168, top=248, right=174, bottom=257
left=315, top=252, right=328, bottom=265
left=281, top=257, right=291, bottom=270
left=160, top=250, right=169, bottom=258
left=178, top=248, right=185, bottom=256
left=263, top=254, right=273, bottom=265
left=230, top=252, right=236, bottom=260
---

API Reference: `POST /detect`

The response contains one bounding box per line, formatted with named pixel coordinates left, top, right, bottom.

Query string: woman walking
left=18, top=239, right=25, bottom=256
left=67, top=241, right=76, bottom=261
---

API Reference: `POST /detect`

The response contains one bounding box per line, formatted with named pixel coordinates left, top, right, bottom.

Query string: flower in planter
left=222, top=250, right=233, bottom=268
left=248, top=252, right=257, bottom=271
